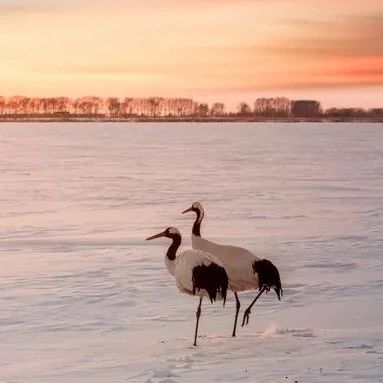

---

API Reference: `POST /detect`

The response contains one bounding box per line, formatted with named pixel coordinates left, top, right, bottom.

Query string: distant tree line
left=0, top=95, right=381, bottom=119
left=236, top=98, right=383, bottom=119
left=0, top=96, right=197, bottom=117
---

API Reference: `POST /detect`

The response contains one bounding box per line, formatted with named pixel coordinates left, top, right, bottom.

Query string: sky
left=0, top=0, right=382, bottom=109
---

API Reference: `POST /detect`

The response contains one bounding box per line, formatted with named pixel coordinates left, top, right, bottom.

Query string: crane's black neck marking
left=192, top=208, right=204, bottom=237
left=166, top=234, right=181, bottom=261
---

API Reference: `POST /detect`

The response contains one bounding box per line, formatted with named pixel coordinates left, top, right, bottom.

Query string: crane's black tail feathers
left=252, top=259, right=283, bottom=300
left=192, top=263, right=228, bottom=305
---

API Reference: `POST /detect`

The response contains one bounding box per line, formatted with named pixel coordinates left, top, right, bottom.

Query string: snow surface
left=0, top=122, right=382, bottom=383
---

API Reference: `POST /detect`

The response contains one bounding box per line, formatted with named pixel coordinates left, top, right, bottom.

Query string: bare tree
left=238, top=102, right=251, bottom=116
left=0, top=96, right=5, bottom=115
left=149, top=97, right=161, bottom=117
left=106, top=97, right=121, bottom=117
left=254, top=97, right=291, bottom=117
left=55, top=97, right=71, bottom=114
left=6, top=96, right=25, bottom=115
left=195, top=103, right=209, bottom=117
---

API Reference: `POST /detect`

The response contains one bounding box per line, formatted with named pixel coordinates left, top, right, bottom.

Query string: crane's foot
left=241, top=308, right=251, bottom=327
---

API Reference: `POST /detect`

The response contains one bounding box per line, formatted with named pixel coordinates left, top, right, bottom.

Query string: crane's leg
left=193, top=297, right=203, bottom=346
left=241, top=287, right=266, bottom=327
left=232, top=292, right=241, bottom=337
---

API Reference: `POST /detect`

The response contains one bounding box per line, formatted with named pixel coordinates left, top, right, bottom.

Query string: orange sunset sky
left=0, top=0, right=382, bottom=109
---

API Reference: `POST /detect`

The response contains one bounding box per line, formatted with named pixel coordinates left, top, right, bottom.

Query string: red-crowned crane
left=182, top=202, right=282, bottom=337
left=146, top=226, right=228, bottom=346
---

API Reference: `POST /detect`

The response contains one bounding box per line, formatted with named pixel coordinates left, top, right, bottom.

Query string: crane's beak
left=145, top=231, right=166, bottom=241
left=182, top=206, right=193, bottom=214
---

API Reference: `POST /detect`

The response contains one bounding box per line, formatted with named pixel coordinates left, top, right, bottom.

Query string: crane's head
left=182, top=201, right=204, bottom=216
left=146, top=227, right=181, bottom=241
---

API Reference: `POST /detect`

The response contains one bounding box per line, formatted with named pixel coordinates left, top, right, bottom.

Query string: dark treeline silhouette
left=0, top=95, right=382, bottom=120
left=0, top=96, right=196, bottom=117
left=325, top=107, right=383, bottom=119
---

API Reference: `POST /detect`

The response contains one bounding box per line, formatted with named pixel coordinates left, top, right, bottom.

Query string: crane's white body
left=191, top=234, right=260, bottom=292
left=182, top=202, right=282, bottom=335
left=147, top=226, right=228, bottom=345
left=166, top=248, right=225, bottom=298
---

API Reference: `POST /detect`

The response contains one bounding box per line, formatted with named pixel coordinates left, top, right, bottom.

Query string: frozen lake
left=0, top=122, right=382, bottom=383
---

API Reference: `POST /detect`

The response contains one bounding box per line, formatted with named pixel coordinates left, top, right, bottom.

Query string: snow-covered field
left=0, top=122, right=382, bottom=383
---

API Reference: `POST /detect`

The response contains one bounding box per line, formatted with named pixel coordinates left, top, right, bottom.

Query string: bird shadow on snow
left=139, top=325, right=317, bottom=383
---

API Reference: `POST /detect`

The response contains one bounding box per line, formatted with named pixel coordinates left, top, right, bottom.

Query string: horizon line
left=0, top=95, right=381, bottom=112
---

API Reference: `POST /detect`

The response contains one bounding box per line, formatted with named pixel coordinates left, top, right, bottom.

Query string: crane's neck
left=165, top=234, right=181, bottom=276
left=193, top=209, right=204, bottom=237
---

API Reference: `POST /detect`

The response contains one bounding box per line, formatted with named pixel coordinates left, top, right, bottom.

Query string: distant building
left=291, top=100, right=322, bottom=117
left=254, top=97, right=291, bottom=116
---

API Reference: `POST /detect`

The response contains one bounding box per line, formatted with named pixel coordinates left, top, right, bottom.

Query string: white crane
left=146, top=226, right=228, bottom=346
left=182, top=202, right=282, bottom=336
